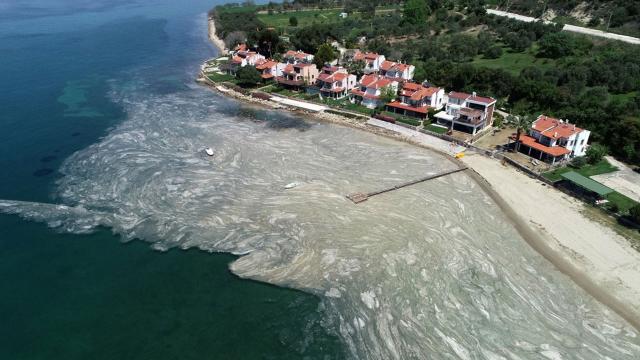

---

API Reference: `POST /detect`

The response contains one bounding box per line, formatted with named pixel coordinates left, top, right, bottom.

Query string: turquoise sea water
left=0, top=1, right=345, bottom=358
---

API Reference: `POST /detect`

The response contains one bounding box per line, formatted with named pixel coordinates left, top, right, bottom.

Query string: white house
left=230, top=49, right=265, bottom=73
left=316, top=65, right=357, bottom=99
left=350, top=74, right=399, bottom=109
left=255, top=59, right=286, bottom=81
left=434, top=91, right=497, bottom=135
left=515, top=115, right=591, bottom=164
left=379, top=60, right=415, bottom=81
left=385, top=82, right=444, bottom=119
left=283, top=50, right=314, bottom=64
left=353, top=51, right=386, bottom=74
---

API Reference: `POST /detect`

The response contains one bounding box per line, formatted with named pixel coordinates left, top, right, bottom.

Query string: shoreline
left=200, top=19, right=640, bottom=331
left=207, top=16, right=227, bottom=55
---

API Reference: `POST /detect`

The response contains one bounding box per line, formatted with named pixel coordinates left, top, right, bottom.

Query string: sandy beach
left=462, top=153, right=640, bottom=329
left=207, top=16, right=226, bottom=54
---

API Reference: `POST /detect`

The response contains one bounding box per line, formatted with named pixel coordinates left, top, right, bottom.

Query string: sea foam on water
left=2, top=87, right=640, bottom=359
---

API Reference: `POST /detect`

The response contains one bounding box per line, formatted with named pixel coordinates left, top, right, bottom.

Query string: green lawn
left=206, top=72, right=236, bottom=83
left=257, top=9, right=343, bottom=28
left=607, top=192, right=639, bottom=213
left=321, top=98, right=374, bottom=116
left=424, top=124, right=448, bottom=134
left=471, top=45, right=556, bottom=75
left=542, top=159, right=618, bottom=182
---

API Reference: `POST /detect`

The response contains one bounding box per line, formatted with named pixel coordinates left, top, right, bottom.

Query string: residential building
left=283, top=50, right=314, bottom=64
left=379, top=60, right=415, bottom=81
left=434, top=91, right=496, bottom=135
left=276, top=62, right=319, bottom=90
left=353, top=51, right=386, bottom=74
left=316, top=65, right=357, bottom=99
left=229, top=49, right=265, bottom=74
left=350, top=74, right=399, bottom=109
left=385, top=83, right=444, bottom=119
left=255, top=59, right=285, bottom=81
left=515, top=115, right=591, bottom=164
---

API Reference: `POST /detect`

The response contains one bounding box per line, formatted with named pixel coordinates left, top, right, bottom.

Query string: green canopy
left=560, top=171, right=614, bottom=196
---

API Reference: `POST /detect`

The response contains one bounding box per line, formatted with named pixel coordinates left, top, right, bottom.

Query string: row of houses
left=224, top=44, right=590, bottom=163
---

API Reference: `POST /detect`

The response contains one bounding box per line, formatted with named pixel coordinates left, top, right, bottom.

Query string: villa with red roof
left=316, top=65, right=357, bottom=99
left=385, top=82, right=445, bottom=119
left=283, top=50, right=314, bottom=64
left=514, top=115, right=591, bottom=164
left=276, top=62, right=319, bottom=90
left=350, top=74, right=399, bottom=109
left=434, top=91, right=497, bottom=135
left=255, top=59, right=286, bottom=81
left=353, top=51, right=386, bottom=74
left=379, top=60, right=415, bottom=81
left=229, top=49, right=265, bottom=74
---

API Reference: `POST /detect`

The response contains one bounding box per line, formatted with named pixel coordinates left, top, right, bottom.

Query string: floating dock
left=346, top=167, right=468, bottom=204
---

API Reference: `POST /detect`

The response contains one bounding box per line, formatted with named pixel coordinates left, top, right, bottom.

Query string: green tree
left=484, top=46, right=502, bottom=59
left=289, top=16, right=298, bottom=26
left=538, top=32, right=576, bottom=59
left=403, top=0, right=429, bottom=25
left=509, top=114, right=534, bottom=152
left=586, top=143, right=607, bottom=164
left=378, top=86, right=397, bottom=107
left=314, top=43, right=337, bottom=69
left=235, top=66, right=261, bottom=87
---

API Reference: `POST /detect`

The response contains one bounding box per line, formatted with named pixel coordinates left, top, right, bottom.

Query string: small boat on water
left=204, top=147, right=214, bottom=156
left=284, top=182, right=300, bottom=189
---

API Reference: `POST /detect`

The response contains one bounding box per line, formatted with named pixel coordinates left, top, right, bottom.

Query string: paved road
left=487, top=9, right=640, bottom=45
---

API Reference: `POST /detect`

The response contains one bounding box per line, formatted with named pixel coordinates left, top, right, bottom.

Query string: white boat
left=284, top=182, right=300, bottom=189
left=204, top=147, right=214, bottom=156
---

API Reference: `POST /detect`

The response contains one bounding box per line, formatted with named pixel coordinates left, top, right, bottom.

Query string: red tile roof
left=255, top=60, right=277, bottom=70
left=533, top=115, right=583, bottom=140
left=468, top=95, right=496, bottom=105
left=448, top=91, right=471, bottom=100
left=517, top=134, right=571, bottom=156
left=380, top=60, right=394, bottom=71
left=386, top=101, right=428, bottom=114
left=333, top=73, right=347, bottom=81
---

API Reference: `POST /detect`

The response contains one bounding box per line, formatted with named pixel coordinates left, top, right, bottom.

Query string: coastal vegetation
left=211, top=0, right=640, bottom=165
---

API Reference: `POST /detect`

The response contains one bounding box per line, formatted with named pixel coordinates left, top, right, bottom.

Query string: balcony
left=276, top=77, right=304, bottom=87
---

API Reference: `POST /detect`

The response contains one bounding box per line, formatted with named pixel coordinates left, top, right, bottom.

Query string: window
left=580, top=139, right=584, bottom=145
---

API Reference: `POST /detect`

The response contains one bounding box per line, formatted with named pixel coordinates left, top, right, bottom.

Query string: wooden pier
left=346, top=167, right=468, bottom=204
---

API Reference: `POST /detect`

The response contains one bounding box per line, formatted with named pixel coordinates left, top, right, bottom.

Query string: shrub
left=570, top=156, right=587, bottom=168
left=630, top=204, right=640, bottom=223
left=235, top=66, right=261, bottom=87
left=586, top=144, right=607, bottom=164
left=484, top=46, right=503, bottom=59
left=493, top=114, right=503, bottom=128
left=289, top=16, right=298, bottom=27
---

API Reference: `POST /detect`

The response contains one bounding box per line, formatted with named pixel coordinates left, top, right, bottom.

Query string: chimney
left=554, top=132, right=558, bottom=138
left=472, top=91, right=476, bottom=97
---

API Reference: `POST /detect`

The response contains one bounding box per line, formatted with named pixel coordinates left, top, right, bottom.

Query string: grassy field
left=471, top=45, right=556, bottom=75
left=541, top=159, right=638, bottom=214
left=424, top=123, right=448, bottom=134
left=257, top=9, right=344, bottom=28
left=206, top=72, right=237, bottom=83
left=542, top=159, right=618, bottom=182
left=607, top=192, right=639, bottom=213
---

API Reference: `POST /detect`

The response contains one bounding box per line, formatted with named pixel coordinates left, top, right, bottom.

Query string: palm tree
left=509, top=114, right=534, bottom=152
